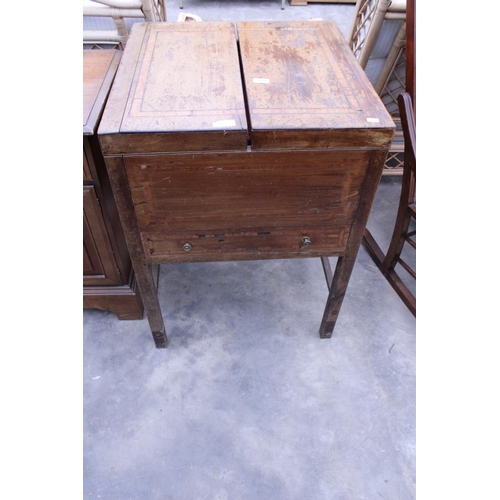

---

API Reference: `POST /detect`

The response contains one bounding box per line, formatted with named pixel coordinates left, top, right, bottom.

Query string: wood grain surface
left=99, top=22, right=248, bottom=152
left=98, top=21, right=395, bottom=345
left=122, top=149, right=372, bottom=263
left=237, top=21, right=394, bottom=149
left=83, top=49, right=121, bottom=135
left=125, top=149, right=369, bottom=234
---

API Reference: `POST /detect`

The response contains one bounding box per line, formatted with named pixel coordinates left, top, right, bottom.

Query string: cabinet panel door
left=83, top=139, right=94, bottom=182
left=83, top=186, right=122, bottom=287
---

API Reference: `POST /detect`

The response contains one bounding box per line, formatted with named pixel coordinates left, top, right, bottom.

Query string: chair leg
left=384, top=166, right=416, bottom=271
left=319, top=252, right=360, bottom=338
left=363, top=228, right=416, bottom=316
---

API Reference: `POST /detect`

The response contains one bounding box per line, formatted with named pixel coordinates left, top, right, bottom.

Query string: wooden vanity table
left=98, top=21, right=394, bottom=348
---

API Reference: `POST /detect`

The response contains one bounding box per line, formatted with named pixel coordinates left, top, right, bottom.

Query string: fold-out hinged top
left=99, top=22, right=248, bottom=154
left=98, top=21, right=394, bottom=154
left=237, top=21, right=395, bottom=150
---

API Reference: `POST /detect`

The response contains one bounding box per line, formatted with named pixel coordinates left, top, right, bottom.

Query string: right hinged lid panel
left=237, top=21, right=395, bottom=150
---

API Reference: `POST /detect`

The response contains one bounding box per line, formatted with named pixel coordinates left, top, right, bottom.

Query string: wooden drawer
left=143, top=226, right=349, bottom=263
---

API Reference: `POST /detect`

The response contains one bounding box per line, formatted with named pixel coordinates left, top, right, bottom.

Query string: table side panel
left=122, top=150, right=373, bottom=263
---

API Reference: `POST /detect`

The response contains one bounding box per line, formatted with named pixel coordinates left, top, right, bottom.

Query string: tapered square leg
left=319, top=255, right=356, bottom=338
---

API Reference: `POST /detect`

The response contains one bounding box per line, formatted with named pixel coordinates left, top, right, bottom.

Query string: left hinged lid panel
left=98, top=22, right=248, bottom=155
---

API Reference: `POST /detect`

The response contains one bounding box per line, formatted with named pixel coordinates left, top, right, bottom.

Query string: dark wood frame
left=362, top=92, right=416, bottom=316
left=83, top=49, right=145, bottom=321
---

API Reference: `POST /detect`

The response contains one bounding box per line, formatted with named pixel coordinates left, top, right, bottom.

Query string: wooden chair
left=362, top=92, right=416, bottom=316
left=347, top=0, right=407, bottom=175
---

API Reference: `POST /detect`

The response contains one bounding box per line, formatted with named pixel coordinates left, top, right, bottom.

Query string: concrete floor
left=83, top=2, right=416, bottom=498
left=163, top=0, right=355, bottom=38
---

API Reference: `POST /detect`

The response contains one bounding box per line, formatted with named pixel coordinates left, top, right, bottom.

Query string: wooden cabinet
left=83, top=49, right=144, bottom=320
left=98, top=21, right=394, bottom=347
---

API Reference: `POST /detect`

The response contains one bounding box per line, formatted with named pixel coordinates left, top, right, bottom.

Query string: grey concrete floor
left=163, top=0, right=355, bottom=39
left=84, top=2, right=416, bottom=498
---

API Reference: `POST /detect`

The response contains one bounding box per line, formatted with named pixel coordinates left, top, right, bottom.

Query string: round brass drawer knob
left=183, top=243, right=192, bottom=252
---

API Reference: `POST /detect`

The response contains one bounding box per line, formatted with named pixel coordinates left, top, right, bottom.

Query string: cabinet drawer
left=143, top=226, right=349, bottom=263
left=83, top=185, right=122, bottom=286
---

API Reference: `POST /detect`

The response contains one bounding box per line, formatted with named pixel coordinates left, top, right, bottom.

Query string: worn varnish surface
left=237, top=21, right=394, bottom=150
left=99, top=22, right=248, bottom=153
left=124, top=150, right=372, bottom=262
left=98, top=21, right=395, bottom=346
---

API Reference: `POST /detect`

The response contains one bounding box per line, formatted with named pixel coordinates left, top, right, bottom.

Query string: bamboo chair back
left=83, top=0, right=167, bottom=48
left=347, top=0, right=406, bottom=174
